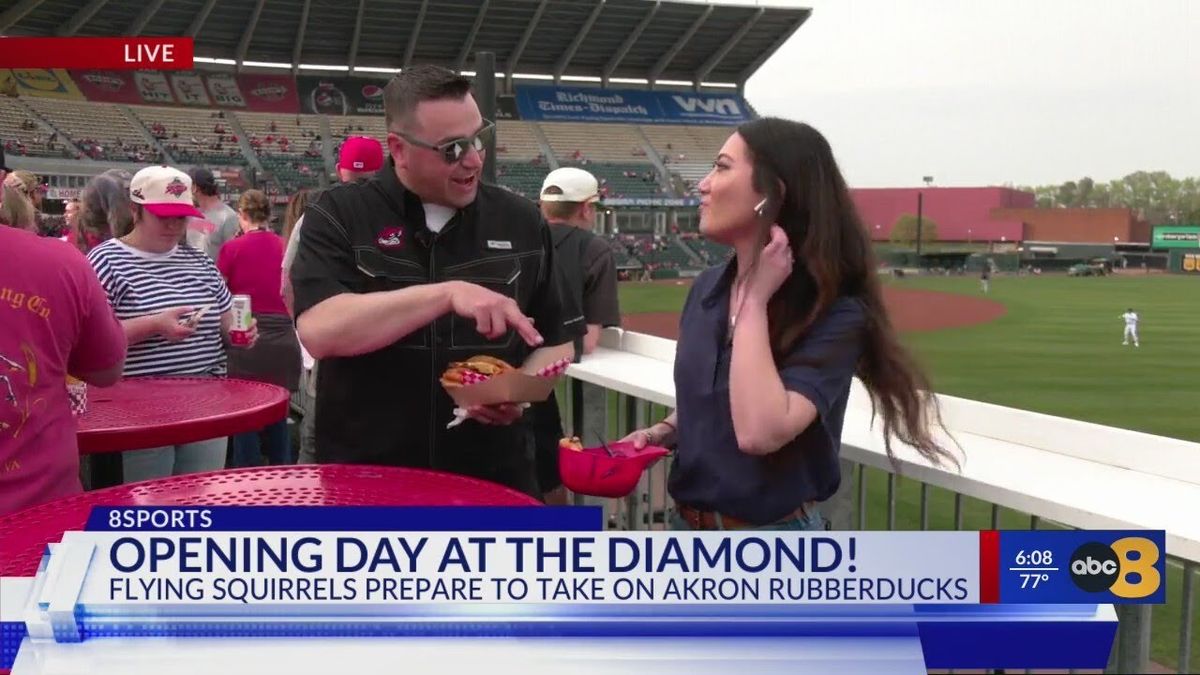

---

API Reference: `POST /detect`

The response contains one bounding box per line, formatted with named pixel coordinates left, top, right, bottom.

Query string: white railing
left=560, top=328, right=1200, bottom=675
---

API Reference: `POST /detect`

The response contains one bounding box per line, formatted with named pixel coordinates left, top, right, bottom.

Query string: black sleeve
left=290, top=192, right=361, bottom=319
left=529, top=217, right=585, bottom=348
left=582, top=236, right=621, bottom=328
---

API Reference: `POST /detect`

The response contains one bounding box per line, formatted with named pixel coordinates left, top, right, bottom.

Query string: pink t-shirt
left=0, top=227, right=126, bottom=516
left=217, top=229, right=289, bottom=315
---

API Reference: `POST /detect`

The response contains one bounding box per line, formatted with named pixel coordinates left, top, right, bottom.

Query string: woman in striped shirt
left=87, top=166, right=256, bottom=483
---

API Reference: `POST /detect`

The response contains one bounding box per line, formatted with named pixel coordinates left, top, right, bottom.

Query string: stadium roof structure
left=0, top=0, right=810, bottom=88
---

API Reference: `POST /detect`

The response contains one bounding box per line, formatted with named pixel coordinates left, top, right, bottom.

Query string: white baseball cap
left=129, top=166, right=204, bottom=219
left=540, top=167, right=600, bottom=203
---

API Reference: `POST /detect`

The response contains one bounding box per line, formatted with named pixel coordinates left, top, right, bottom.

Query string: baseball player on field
left=1121, top=308, right=1140, bottom=347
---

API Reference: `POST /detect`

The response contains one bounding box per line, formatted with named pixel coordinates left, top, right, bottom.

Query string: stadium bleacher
left=639, top=125, right=729, bottom=194
left=23, top=98, right=162, bottom=163
left=127, top=106, right=244, bottom=166
left=0, top=98, right=70, bottom=159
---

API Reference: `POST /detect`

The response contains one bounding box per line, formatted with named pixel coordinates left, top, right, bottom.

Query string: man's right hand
left=157, top=307, right=198, bottom=343
left=446, top=281, right=543, bottom=347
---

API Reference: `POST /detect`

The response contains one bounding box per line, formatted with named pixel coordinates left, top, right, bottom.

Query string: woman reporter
left=624, top=118, right=956, bottom=531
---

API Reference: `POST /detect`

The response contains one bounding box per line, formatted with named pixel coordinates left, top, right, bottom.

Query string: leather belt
left=677, top=503, right=817, bottom=530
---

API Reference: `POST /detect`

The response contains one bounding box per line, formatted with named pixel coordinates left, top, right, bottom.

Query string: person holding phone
left=622, top=118, right=956, bottom=531
left=87, top=166, right=257, bottom=483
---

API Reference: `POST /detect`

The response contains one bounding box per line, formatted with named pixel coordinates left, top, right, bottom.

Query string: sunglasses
left=392, top=121, right=495, bottom=164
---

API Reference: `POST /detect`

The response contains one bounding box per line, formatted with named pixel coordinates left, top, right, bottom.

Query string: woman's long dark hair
left=737, top=117, right=956, bottom=467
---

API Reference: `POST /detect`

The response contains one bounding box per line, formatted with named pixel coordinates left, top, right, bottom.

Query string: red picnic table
left=0, top=464, right=540, bottom=577
left=79, top=376, right=291, bottom=487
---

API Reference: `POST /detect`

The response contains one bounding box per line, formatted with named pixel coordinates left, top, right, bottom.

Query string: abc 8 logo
left=1069, top=537, right=1160, bottom=598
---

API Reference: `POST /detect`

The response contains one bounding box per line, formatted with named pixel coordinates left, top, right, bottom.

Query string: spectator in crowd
left=622, top=118, right=956, bottom=532
left=87, top=166, right=256, bottom=483
left=1, top=186, right=126, bottom=516
left=218, top=190, right=301, bottom=467
left=0, top=183, right=36, bottom=230
left=528, top=167, right=621, bottom=503
left=188, top=167, right=240, bottom=261
left=281, top=137, right=383, bottom=464
left=76, top=169, right=133, bottom=253
left=63, top=197, right=80, bottom=240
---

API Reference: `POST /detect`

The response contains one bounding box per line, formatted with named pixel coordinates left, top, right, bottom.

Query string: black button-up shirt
left=668, top=262, right=865, bottom=524
left=290, top=163, right=583, bottom=495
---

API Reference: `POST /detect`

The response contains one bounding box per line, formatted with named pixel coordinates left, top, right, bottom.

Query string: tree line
left=1017, top=171, right=1200, bottom=225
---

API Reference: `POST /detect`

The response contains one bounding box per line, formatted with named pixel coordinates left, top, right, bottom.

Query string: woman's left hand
left=746, top=225, right=794, bottom=304
left=232, top=319, right=259, bottom=350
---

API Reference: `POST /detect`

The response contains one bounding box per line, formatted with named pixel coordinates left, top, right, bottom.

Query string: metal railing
left=556, top=354, right=1198, bottom=675
left=284, top=333, right=1198, bottom=675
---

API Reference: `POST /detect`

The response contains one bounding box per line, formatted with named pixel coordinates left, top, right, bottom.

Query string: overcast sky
left=740, top=0, right=1199, bottom=188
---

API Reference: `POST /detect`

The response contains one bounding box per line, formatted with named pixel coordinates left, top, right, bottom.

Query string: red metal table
left=0, top=464, right=540, bottom=577
left=79, top=376, right=289, bottom=454
left=78, top=376, right=290, bottom=488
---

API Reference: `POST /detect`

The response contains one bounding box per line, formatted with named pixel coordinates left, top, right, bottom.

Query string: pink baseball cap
left=129, top=166, right=204, bottom=219
left=337, top=136, right=384, bottom=172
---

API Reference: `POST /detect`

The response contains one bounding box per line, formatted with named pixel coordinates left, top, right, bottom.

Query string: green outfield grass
left=889, top=274, right=1200, bottom=444
left=620, top=274, right=1200, bottom=443
left=614, top=274, right=1200, bottom=670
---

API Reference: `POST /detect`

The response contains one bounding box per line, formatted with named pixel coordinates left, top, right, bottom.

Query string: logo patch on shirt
left=486, top=240, right=513, bottom=250
left=376, top=227, right=405, bottom=249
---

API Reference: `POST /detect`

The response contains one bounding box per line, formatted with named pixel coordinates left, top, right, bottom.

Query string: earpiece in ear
left=753, top=197, right=768, bottom=218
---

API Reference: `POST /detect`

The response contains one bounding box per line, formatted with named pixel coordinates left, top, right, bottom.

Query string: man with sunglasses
left=290, top=65, right=582, bottom=497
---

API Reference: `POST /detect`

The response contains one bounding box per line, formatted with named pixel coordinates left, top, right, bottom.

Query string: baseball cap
left=337, top=136, right=384, bottom=172
left=130, top=166, right=204, bottom=219
left=186, top=166, right=220, bottom=196
left=540, top=167, right=599, bottom=203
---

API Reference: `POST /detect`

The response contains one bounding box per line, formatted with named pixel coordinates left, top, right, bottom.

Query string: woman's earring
left=753, top=197, right=767, bottom=218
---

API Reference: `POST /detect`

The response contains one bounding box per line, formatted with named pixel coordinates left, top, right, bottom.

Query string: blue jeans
left=229, top=420, right=293, bottom=467
left=121, top=437, right=227, bottom=483
left=671, top=507, right=829, bottom=531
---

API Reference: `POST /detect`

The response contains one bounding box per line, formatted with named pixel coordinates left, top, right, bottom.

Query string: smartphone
left=180, top=304, right=213, bottom=328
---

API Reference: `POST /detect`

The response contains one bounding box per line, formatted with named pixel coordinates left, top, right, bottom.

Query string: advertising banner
left=515, top=85, right=751, bottom=125
left=298, top=76, right=387, bottom=116
left=169, top=71, right=211, bottom=106
left=68, top=70, right=300, bottom=112
left=70, top=70, right=142, bottom=104
left=235, top=73, right=299, bottom=113
left=1151, top=225, right=1200, bottom=249
left=0, top=68, right=85, bottom=100
left=133, top=70, right=173, bottom=105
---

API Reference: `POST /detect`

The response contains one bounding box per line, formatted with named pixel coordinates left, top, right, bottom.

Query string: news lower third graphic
left=0, top=508, right=1161, bottom=672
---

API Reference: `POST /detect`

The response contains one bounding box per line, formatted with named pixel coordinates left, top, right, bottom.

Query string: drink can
left=66, top=376, right=87, bottom=416
left=230, top=295, right=253, bottom=346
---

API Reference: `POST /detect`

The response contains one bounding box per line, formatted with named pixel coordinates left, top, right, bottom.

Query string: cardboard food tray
left=443, top=350, right=567, bottom=407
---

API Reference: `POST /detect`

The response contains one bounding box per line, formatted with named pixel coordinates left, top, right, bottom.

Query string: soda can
left=230, top=294, right=253, bottom=346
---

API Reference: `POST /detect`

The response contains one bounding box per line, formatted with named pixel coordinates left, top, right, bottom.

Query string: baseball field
left=610, top=272, right=1199, bottom=670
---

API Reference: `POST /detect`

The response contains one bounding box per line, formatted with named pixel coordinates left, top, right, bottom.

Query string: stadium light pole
left=475, top=51, right=498, bottom=186
left=916, top=175, right=933, bottom=258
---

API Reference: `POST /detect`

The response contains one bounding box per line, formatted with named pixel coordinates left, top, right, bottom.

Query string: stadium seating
left=497, top=161, right=549, bottom=199
left=538, top=122, right=650, bottom=164
left=237, top=111, right=327, bottom=192
left=23, top=98, right=161, bottom=163
left=639, top=125, right=728, bottom=194
left=494, top=121, right=542, bottom=161
left=561, top=162, right=665, bottom=199
left=127, top=106, right=244, bottom=167
left=0, top=98, right=67, bottom=158
left=681, top=236, right=731, bottom=265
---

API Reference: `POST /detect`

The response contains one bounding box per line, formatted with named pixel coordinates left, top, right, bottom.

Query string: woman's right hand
left=157, top=307, right=197, bottom=343
left=619, top=428, right=656, bottom=450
